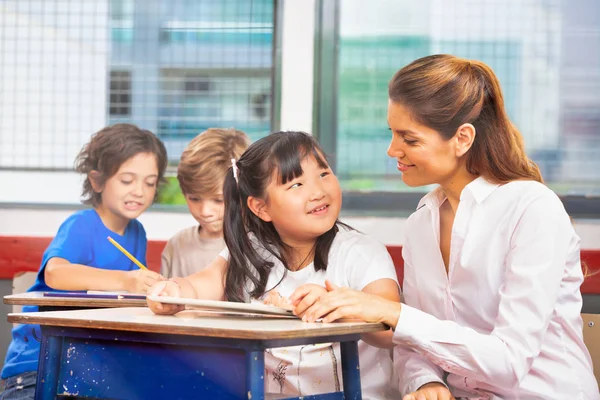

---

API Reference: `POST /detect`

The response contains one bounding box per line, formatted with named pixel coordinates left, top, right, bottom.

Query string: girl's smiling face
left=254, top=155, right=342, bottom=248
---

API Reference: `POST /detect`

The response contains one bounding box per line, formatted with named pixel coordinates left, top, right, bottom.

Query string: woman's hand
left=403, top=383, right=455, bottom=400
left=125, top=269, right=165, bottom=294
left=289, top=284, right=328, bottom=320
left=146, top=280, right=185, bottom=315
left=303, top=280, right=402, bottom=326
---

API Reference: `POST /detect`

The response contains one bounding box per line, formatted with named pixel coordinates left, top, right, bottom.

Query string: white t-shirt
left=220, top=228, right=400, bottom=399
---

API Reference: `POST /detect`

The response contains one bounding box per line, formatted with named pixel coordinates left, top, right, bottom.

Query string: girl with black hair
left=148, top=131, right=401, bottom=399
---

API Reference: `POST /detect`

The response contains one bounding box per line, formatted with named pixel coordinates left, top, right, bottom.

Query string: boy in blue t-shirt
left=0, top=124, right=168, bottom=400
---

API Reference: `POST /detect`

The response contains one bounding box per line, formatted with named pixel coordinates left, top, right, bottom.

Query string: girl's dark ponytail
left=223, top=164, right=273, bottom=302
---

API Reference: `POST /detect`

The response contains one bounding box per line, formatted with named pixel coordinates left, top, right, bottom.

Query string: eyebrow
left=118, top=172, right=158, bottom=179
left=389, top=128, right=421, bottom=136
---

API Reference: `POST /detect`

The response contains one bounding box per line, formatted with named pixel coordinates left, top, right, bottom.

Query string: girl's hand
left=146, top=280, right=185, bottom=315
left=125, top=269, right=165, bottom=294
left=403, top=383, right=455, bottom=400
left=262, top=290, right=293, bottom=310
left=303, top=280, right=402, bottom=326
left=289, top=284, right=328, bottom=320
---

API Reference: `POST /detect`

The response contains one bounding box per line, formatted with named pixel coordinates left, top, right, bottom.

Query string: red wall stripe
left=1, top=236, right=599, bottom=294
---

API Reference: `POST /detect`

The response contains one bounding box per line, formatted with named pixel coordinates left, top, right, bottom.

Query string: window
left=157, top=69, right=272, bottom=159
left=314, top=0, right=600, bottom=215
left=0, top=0, right=279, bottom=174
left=110, top=0, right=134, bottom=43
left=109, top=71, right=132, bottom=116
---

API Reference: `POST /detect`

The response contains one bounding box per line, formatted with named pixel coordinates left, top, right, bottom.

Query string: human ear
left=454, top=123, right=476, bottom=157
left=247, top=196, right=272, bottom=222
left=89, top=170, right=104, bottom=193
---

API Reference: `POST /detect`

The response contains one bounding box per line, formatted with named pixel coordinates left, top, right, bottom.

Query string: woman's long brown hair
left=388, top=54, right=542, bottom=184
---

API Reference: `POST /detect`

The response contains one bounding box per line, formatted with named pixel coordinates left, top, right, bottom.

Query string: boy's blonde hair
left=177, top=128, right=250, bottom=197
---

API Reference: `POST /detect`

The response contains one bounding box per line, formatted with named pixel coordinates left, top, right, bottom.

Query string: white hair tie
left=231, top=158, right=239, bottom=183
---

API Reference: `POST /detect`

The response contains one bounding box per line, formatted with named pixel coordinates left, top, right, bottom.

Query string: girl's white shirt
left=220, top=229, right=401, bottom=399
left=393, top=177, right=599, bottom=399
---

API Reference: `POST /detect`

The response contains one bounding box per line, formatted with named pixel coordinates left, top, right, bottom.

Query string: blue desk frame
left=35, top=325, right=364, bottom=400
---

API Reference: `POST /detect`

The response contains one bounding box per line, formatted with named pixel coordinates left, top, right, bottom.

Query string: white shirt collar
left=461, top=176, right=501, bottom=204
left=416, top=186, right=444, bottom=210
left=416, top=176, right=501, bottom=210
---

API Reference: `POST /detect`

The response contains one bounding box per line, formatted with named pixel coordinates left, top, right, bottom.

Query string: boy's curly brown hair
left=74, top=123, right=168, bottom=206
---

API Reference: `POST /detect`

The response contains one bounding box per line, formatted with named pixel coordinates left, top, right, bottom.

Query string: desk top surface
left=8, top=307, right=387, bottom=340
left=4, top=291, right=146, bottom=308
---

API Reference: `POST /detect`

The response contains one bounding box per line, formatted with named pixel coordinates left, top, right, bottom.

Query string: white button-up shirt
left=393, top=177, right=599, bottom=399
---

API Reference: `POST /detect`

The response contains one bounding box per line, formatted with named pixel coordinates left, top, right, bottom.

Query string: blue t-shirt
left=2, top=209, right=147, bottom=379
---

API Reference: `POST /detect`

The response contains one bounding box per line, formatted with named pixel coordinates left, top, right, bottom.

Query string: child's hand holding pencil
left=124, top=269, right=165, bottom=294
left=107, top=236, right=165, bottom=293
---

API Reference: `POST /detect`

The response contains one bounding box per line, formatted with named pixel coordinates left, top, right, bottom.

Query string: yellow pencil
left=107, top=236, right=147, bottom=270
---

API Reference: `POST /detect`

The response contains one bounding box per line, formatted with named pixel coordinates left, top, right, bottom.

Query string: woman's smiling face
left=386, top=100, right=460, bottom=187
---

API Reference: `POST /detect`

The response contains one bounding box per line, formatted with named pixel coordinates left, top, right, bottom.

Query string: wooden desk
left=4, top=291, right=147, bottom=311
left=9, top=307, right=386, bottom=400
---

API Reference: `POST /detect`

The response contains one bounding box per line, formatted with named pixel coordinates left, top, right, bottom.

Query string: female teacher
left=303, top=54, right=599, bottom=400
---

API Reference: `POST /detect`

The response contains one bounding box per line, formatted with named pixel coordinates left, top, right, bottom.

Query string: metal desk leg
left=340, top=340, right=362, bottom=400
left=246, top=349, right=265, bottom=399
left=35, top=334, right=62, bottom=400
